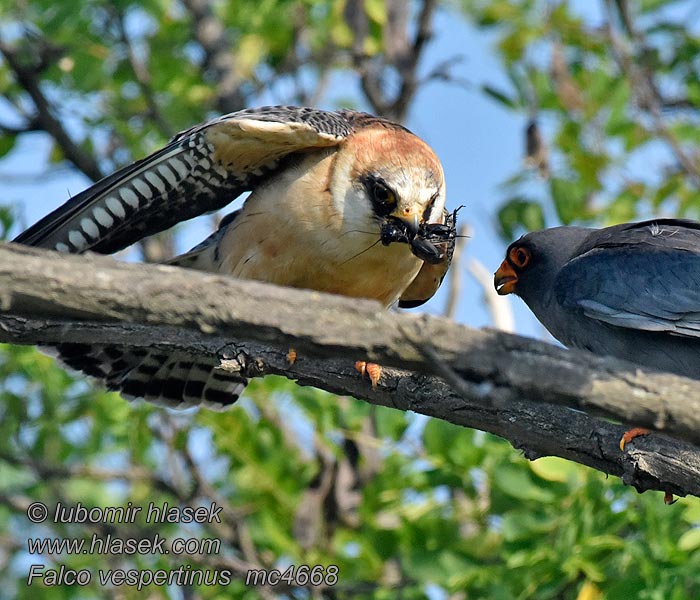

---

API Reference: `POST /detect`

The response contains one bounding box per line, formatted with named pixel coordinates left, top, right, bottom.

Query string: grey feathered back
left=507, top=219, right=700, bottom=380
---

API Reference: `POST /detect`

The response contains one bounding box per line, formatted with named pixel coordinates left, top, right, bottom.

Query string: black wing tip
left=398, top=298, right=428, bottom=309
left=13, top=219, right=55, bottom=247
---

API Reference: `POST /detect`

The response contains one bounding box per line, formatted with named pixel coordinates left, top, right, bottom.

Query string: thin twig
left=443, top=223, right=470, bottom=320
left=0, top=37, right=104, bottom=181
left=602, top=0, right=700, bottom=187
left=111, top=7, right=173, bottom=139
left=467, top=257, right=515, bottom=333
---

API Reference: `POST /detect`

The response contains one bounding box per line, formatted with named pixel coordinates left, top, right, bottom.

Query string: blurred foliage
left=464, top=0, right=700, bottom=238
left=2, top=344, right=699, bottom=599
left=0, top=1, right=699, bottom=599
left=0, top=0, right=393, bottom=174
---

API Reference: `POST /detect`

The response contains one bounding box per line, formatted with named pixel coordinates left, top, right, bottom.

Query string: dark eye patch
left=362, top=174, right=397, bottom=217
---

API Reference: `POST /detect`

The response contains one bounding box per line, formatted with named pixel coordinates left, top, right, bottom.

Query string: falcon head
left=494, top=227, right=593, bottom=301
left=331, top=124, right=447, bottom=252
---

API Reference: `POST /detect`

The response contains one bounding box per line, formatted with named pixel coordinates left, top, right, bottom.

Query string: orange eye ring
left=508, top=245, right=531, bottom=268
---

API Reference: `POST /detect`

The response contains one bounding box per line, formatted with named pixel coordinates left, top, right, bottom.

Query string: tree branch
left=0, top=38, right=104, bottom=182
left=111, top=7, right=174, bottom=140
left=602, top=0, right=700, bottom=187
left=349, top=0, right=440, bottom=122
left=1, top=243, right=700, bottom=497
left=392, top=0, right=438, bottom=119
left=180, top=0, right=247, bottom=114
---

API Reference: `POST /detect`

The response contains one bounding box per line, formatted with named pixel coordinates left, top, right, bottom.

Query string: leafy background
left=1, top=1, right=699, bottom=598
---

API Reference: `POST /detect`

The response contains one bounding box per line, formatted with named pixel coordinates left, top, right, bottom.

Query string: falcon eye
left=372, top=182, right=396, bottom=206
left=508, top=246, right=531, bottom=268
left=365, top=177, right=397, bottom=216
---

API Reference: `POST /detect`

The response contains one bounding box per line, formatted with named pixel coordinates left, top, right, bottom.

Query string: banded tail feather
left=49, top=343, right=247, bottom=409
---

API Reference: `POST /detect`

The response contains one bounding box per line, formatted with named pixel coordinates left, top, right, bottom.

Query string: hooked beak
left=494, top=259, right=518, bottom=295
left=380, top=209, right=421, bottom=247
left=389, top=211, right=420, bottom=239
left=390, top=208, right=420, bottom=237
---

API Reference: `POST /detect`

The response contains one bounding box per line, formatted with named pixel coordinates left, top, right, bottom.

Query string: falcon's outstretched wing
left=14, top=106, right=354, bottom=254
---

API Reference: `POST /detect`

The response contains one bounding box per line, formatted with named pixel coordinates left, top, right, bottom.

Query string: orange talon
left=355, top=361, right=381, bottom=389
left=664, top=491, right=677, bottom=505
left=619, top=427, right=652, bottom=451
left=286, top=347, right=297, bottom=365
left=366, top=363, right=381, bottom=388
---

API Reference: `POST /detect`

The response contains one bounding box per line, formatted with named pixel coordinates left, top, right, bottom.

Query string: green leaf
left=374, top=408, right=410, bottom=441
left=678, top=527, right=700, bottom=551
left=0, top=132, right=16, bottom=158
left=494, top=466, right=555, bottom=503
left=481, top=84, right=519, bottom=109
left=497, top=196, right=545, bottom=239
left=550, top=177, right=590, bottom=224
left=530, top=456, right=583, bottom=484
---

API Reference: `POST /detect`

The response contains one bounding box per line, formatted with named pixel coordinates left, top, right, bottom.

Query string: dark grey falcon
left=494, top=218, right=700, bottom=380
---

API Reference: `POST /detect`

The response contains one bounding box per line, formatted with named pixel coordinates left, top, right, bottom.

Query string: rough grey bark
left=2, top=243, right=700, bottom=498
